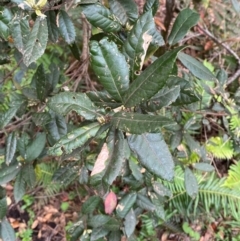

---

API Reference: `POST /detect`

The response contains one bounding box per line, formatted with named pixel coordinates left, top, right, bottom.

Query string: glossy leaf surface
left=81, top=4, right=121, bottom=32
left=168, top=8, right=199, bottom=45
left=23, top=17, right=48, bottom=66
left=111, top=112, right=179, bottom=134
left=128, top=133, right=174, bottom=180
left=123, top=46, right=184, bottom=107
left=47, top=92, right=103, bottom=120
left=48, top=122, right=101, bottom=156
left=5, top=132, right=17, bottom=165
left=184, top=167, right=198, bottom=198
left=90, top=38, right=129, bottom=102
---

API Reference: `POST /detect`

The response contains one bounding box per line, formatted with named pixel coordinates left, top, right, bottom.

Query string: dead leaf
left=104, top=191, right=117, bottom=215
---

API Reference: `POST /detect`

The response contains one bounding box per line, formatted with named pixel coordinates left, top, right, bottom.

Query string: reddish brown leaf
left=104, top=191, right=117, bottom=215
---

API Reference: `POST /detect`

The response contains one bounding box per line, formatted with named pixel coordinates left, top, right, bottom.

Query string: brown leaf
left=104, top=191, right=117, bottom=215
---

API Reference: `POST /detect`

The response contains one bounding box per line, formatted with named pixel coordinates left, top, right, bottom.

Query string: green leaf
left=13, top=170, right=26, bottom=203
left=90, top=39, right=129, bottom=102
left=184, top=167, right=198, bottom=198
left=48, top=122, right=101, bottom=156
left=178, top=52, right=215, bottom=81
left=0, top=106, right=19, bottom=129
left=23, top=17, right=48, bottom=66
left=87, top=215, right=111, bottom=228
left=128, top=133, right=174, bottom=180
left=91, top=130, right=129, bottom=185
left=193, top=163, right=215, bottom=172
left=22, top=164, right=36, bottom=188
left=111, top=112, right=180, bottom=134
left=108, top=231, right=121, bottom=241
left=5, top=132, right=17, bottom=165
left=47, top=92, right=103, bottom=120
left=168, top=8, right=199, bottom=45
left=152, top=181, right=172, bottom=197
left=123, top=46, right=185, bottom=107
left=143, top=0, right=159, bottom=16
left=10, top=16, right=30, bottom=53
left=45, top=113, right=67, bottom=144
left=124, top=209, right=137, bottom=238
left=46, top=11, right=59, bottom=42
left=116, top=192, right=137, bottom=218
left=82, top=196, right=102, bottom=214
left=0, top=163, right=21, bottom=185
left=0, top=218, right=16, bottom=241
left=57, top=10, right=75, bottom=44
left=167, top=76, right=199, bottom=105
left=129, top=155, right=143, bottom=181
left=90, top=227, right=109, bottom=241
left=35, top=64, right=50, bottom=101
left=81, top=4, right=121, bottom=32
left=141, top=85, right=180, bottom=111
left=122, top=11, right=154, bottom=80
left=87, top=91, right=121, bottom=108
left=0, top=7, right=12, bottom=39
left=108, top=0, right=138, bottom=25
left=136, top=193, right=155, bottom=211
left=0, top=198, right=7, bottom=220
left=25, top=133, right=46, bottom=162
left=32, top=112, right=52, bottom=126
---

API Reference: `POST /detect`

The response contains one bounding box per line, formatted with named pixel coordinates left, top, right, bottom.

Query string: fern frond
left=223, top=162, right=240, bottom=190
left=160, top=166, right=240, bottom=221
left=206, top=137, right=233, bottom=159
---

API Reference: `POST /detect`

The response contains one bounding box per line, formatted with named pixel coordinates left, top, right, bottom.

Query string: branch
left=197, top=24, right=240, bottom=85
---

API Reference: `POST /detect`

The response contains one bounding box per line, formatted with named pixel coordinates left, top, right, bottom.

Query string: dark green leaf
left=81, top=4, right=121, bottom=32
left=123, top=46, right=185, bottom=107
left=124, top=208, right=136, bottom=238
left=111, top=112, right=180, bottom=134
left=46, top=112, right=67, bottom=144
left=152, top=181, right=172, bottom=197
left=48, top=63, right=60, bottom=91
left=129, top=155, right=143, bottom=181
left=122, top=11, right=154, bottom=80
left=69, top=222, right=84, bottom=241
left=141, top=85, right=180, bottom=111
left=48, top=122, right=101, bottom=156
left=108, top=231, right=121, bottom=241
left=23, top=17, right=48, bottom=66
left=79, top=166, right=89, bottom=184
left=0, top=106, right=19, bottom=129
left=136, top=193, right=155, bottom=211
left=32, top=112, right=52, bottom=126
left=87, top=91, right=121, bottom=108
left=90, top=39, right=129, bottom=102
left=10, top=16, right=30, bottom=53
left=178, top=52, right=215, bottom=81
left=35, top=64, right=50, bottom=101
left=128, top=133, right=174, bottom=180
left=25, top=133, right=46, bottom=162
left=47, top=92, right=103, bottom=120
left=46, top=11, right=59, bottom=42
left=0, top=198, right=7, bottom=220
left=13, top=170, right=26, bottom=203
left=0, top=218, right=16, bottom=241
left=116, top=192, right=137, bottom=218
left=168, top=8, right=199, bottom=45
left=167, top=76, right=199, bottom=105
left=0, top=7, right=12, bottom=39
left=193, top=163, right=214, bottom=172
left=184, top=167, right=198, bottom=198
left=5, top=132, right=17, bottom=165
left=90, top=227, right=109, bottom=241
left=87, top=215, right=111, bottom=228
left=143, top=0, right=159, bottom=15
left=82, top=196, right=102, bottom=214
left=103, top=130, right=127, bottom=184
left=0, top=163, right=21, bottom=185
left=22, top=164, right=36, bottom=188
left=109, top=0, right=138, bottom=25
left=69, top=42, right=81, bottom=60
left=57, top=10, right=75, bottom=44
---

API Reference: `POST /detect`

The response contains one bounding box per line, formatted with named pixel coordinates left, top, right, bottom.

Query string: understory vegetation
left=1, top=0, right=240, bottom=240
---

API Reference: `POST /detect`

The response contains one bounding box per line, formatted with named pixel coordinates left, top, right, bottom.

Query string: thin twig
left=197, top=24, right=240, bottom=85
